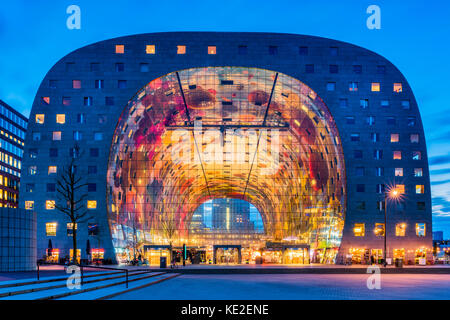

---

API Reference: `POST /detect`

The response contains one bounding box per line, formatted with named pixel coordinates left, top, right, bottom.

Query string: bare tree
left=161, top=212, right=177, bottom=262
left=54, top=145, right=87, bottom=264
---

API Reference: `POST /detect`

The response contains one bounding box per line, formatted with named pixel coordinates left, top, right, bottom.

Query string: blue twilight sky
left=0, top=0, right=449, bottom=236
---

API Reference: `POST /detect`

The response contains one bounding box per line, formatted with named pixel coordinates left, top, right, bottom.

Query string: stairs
left=0, top=269, right=180, bottom=300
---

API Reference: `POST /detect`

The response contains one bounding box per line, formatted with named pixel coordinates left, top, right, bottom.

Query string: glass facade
left=107, top=67, right=346, bottom=263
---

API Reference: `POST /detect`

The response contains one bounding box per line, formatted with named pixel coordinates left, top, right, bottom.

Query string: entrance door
left=216, top=248, right=239, bottom=264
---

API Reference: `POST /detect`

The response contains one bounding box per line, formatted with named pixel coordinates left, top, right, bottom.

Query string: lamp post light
left=384, top=187, right=400, bottom=267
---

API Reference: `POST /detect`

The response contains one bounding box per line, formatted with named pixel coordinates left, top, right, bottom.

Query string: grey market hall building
left=20, top=32, right=432, bottom=265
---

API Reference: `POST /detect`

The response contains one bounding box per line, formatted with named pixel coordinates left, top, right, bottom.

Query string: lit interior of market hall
left=107, top=67, right=346, bottom=265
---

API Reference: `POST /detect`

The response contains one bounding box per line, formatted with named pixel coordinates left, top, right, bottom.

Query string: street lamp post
left=384, top=187, right=399, bottom=267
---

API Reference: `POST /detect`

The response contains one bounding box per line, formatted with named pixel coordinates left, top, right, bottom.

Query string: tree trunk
left=72, top=222, right=77, bottom=264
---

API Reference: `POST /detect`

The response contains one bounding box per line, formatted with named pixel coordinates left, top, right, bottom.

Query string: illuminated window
left=52, top=131, right=61, bottom=141
left=416, top=223, right=426, bottom=237
left=353, top=223, right=365, bottom=237
left=73, top=131, right=82, bottom=141
left=56, top=114, right=65, bottom=124
left=95, top=80, right=104, bottom=89
left=146, top=45, right=155, bottom=54
left=412, top=151, right=421, bottom=160
left=72, top=80, right=81, bottom=89
left=374, top=223, right=385, bottom=236
left=115, top=45, right=124, bottom=54
left=41, top=97, right=50, bottom=105
left=349, top=82, right=358, bottom=91
left=360, top=99, right=368, bottom=108
left=414, top=168, right=423, bottom=177
left=46, top=200, right=55, bottom=210
left=84, top=97, right=93, bottom=106
left=366, top=116, right=375, bottom=126
left=35, top=114, right=45, bottom=124
left=396, top=223, right=406, bottom=237
left=28, top=166, right=37, bottom=175
left=395, top=168, right=403, bottom=177
left=381, top=100, right=390, bottom=108
left=62, top=97, right=71, bottom=106
left=396, top=184, right=405, bottom=194
left=67, top=223, right=77, bottom=236
left=46, top=222, right=57, bottom=236
left=208, top=46, right=216, bottom=54
left=393, top=83, right=402, bottom=93
left=393, top=151, right=402, bottom=160
left=87, top=200, right=97, bottom=209
left=25, top=201, right=34, bottom=210
left=371, top=82, right=380, bottom=92
left=416, top=185, right=425, bottom=194
left=177, top=45, right=186, bottom=54
left=48, top=166, right=57, bottom=175
left=390, top=134, right=399, bottom=143
left=410, top=134, right=419, bottom=143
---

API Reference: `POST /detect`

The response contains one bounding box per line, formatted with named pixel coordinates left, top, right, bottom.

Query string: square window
left=268, top=46, right=278, bottom=55
left=393, top=151, right=402, bottom=160
left=305, top=64, right=314, bottom=73
left=387, top=117, right=396, bottom=125
left=105, top=96, right=114, bottom=106
left=49, top=148, right=58, bottom=157
left=26, top=183, right=35, bottom=192
left=32, top=132, right=41, bottom=141
left=407, top=117, right=416, bottom=127
left=374, top=149, right=383, bottom=160
left=95, top=80, right=104, bottom=89
left=90, top=63, right=100, bottom=72
left=98, top=115, right=107, bottom=124
left=45, top=200, right=55, bottom=210
left=416, top=185, right=425, bottom=194
left=349, top=82, right=358, bottom=92
left=146, top=45, right=155, bottom=54
left=46, top=222, right=57, bottom=236
left=49, top=80, right=58, bottom=89
left=375, top=167, right=384, bottom=176
left=140, top=63, right=149, bottom=72
left=390, top=133, right=399, bottom=143
left=299, top=46, right=308, bottom=55
left=67, top=223, right=78, bottom=236
left=340, top=99, right=349, bottom=108
left=353, top=65, right=362, bottom=74
left=88, top=183, right=96, bottom=192
left=412, top=151, right=422, bottom=160
left=356, top=201, right=366, bottom=210
left=414, top=168, right=423, bottom=177
left=115, top=45, right=124, bottom=54
left=366, top=116, right=375, bottom=126
left=25, top=200, right=34, bottom=210
left=410, top=134, right=419, bottom=143
left=396, top=184, right=405, bottom=194
left=48, top=166, right=57, bottom=175
left=374, top=223, right=385, bottom=237
left=345, top=116, right=355, bottom=124
left=371, top=82, right=380, bottom=92
left=417, top=202, right=426, bottom=210
left=56, top=114, right=65, bottom=124
left=65, top=62, right=75, bottom=72
left=369, top=132, right=378, bottom=142
left=402, top=100, right=410, bottom=109
left=73, top=131, right=82, bottom=141
left=354, top=223, right=365, bottom=237
left=41, top=97, right=50, bottom=105
left=90, top=148, right=99, bottom=157
left=350, top=133, right=360, bottom=141
left=118, top=80, right=127, bottom=89
left=356, top=184, right=365, bottom=192
left=355, top=167, right=364, bottom=176
left=87, top=200, right=97, bottom=209
left=94, top=132, right=103, bottom=141
left=377, top=65, right=386, bottom=74
left=72, top=80, right=81, bottom=89
left=29, top=148, right=38, bottom=158
left=376, top=184, right=385, bottom=194
left=177, top=45, right=186, bottom=54
left=84, top=96, right=93, bottom=106
left=47, top=183, right=56, bottom=192
left=393, top=83, right=402, bottom=93
left=208, top=46, right=216, bottom=54
left=62, top=97, right=71, bottom=106
left=381, top=100, right=390, bottom=108
left=88, top=165, right=97, bottom=174
left=115, top=63, right=124, bottom=72
left=52, top=131, right=61, bottom=141
left=35, top=114, right=45, bottom=124
left=88, top=223, right=99, bottom=236
left=329, top=47, right=338, bottom=56
left=395, top=168, right=403, bottom=177
left=354, top=150, right=363, bottom=159
left=326, top=82, right=335, bottom=91
left=329, top=65, right=338, bottom=73
left=376, top=200, right=385, bottom=211
left=396, top=223, right=407, bottom=237
left=238, top=45, right=248, bottom=55
left=77, top=113, right=86, bottom=123
left=416, top=223, right=426, bottom=237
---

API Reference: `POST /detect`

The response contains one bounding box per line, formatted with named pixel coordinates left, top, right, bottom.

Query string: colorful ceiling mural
left=107, top=67, right=346, bottom=253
